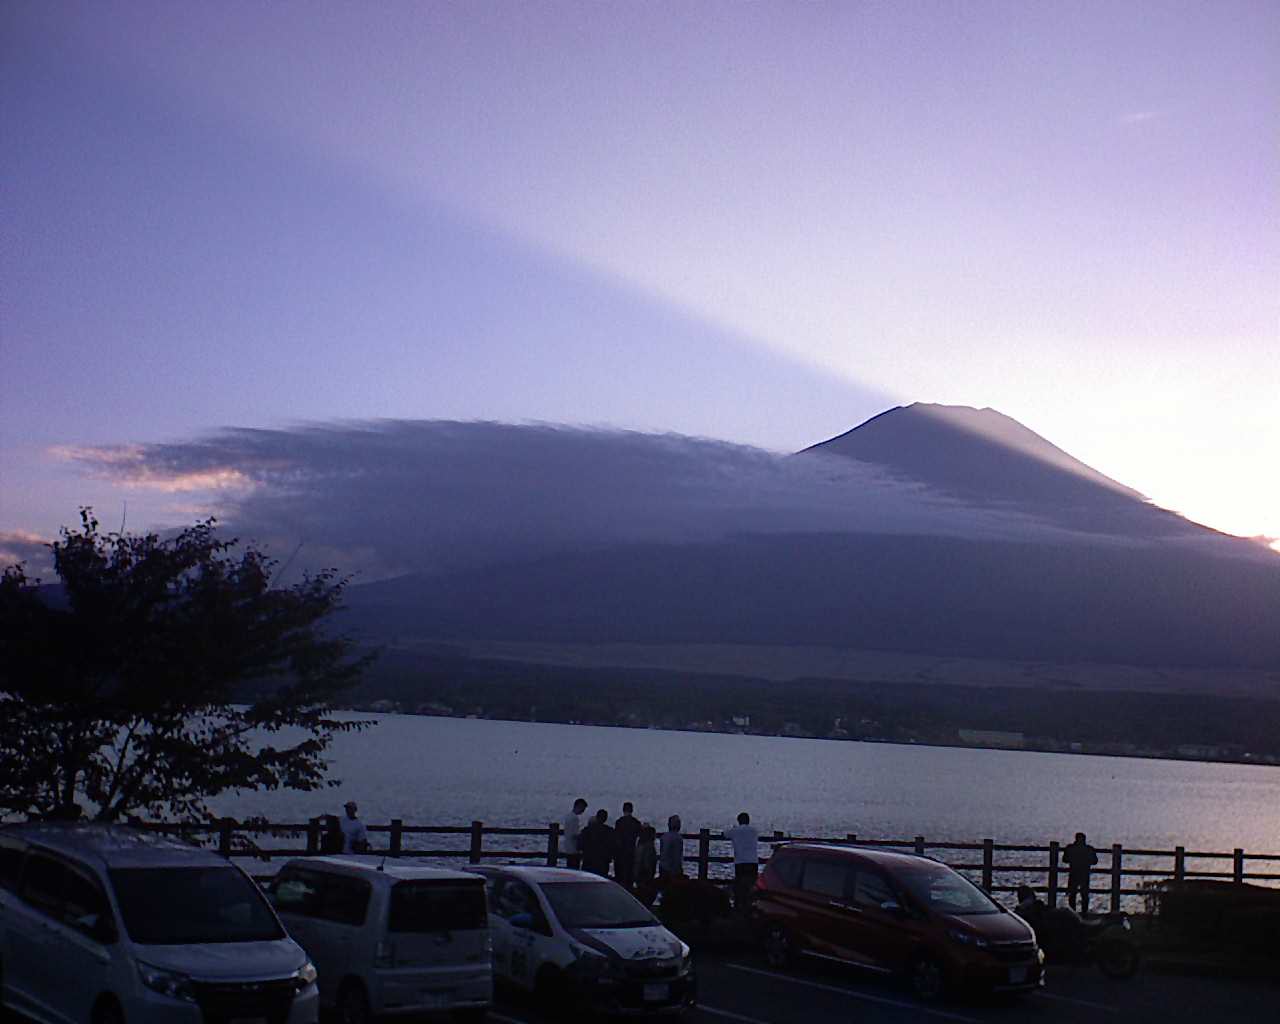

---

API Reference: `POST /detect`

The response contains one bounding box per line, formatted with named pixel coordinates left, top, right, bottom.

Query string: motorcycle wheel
left=1096, top=939, right=1141, bottom=979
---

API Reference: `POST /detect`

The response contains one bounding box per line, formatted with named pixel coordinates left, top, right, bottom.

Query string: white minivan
left=0, top=823, right=319, bottom=1024
left=268, top=856, right=492, bottom=1023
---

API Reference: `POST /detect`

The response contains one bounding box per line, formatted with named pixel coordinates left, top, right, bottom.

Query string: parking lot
left=486, top=950, right=1277, bottom=1024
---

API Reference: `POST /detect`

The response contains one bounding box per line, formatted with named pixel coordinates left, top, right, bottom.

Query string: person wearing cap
left=340, top=800, right=369, bottom=853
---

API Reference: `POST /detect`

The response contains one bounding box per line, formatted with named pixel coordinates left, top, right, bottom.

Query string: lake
left=212, top=714, right=1280, bottom=860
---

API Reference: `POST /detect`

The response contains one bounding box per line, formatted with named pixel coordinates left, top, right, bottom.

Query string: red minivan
left=754, top=843, right=1043, bottom=1000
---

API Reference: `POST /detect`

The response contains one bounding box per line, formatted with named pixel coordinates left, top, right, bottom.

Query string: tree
left=0, top=510, right=373, bottom=822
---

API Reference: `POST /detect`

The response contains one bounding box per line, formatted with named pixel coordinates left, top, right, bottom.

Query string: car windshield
left=540, top=881, right=657, bottom=929
left=897, top=864, right=1000, bottom=915
left=389, top=881, right=487, bottom=932
left=111, top=866, right=285, bottom=944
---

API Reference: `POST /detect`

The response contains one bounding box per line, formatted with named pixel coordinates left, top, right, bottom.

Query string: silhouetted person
left=561, top=797, right=588, bottom=869
left=580, top=809, right=615, bottom=877
left=1015, top=884, right=1046, bottom=929
left=633, top=825, right=659, bottom=906
left=660, top=815, right=685, bottom=881
left=1063, top=832, right=1098, bottom=913
left=614, top=801, right=641, bottom=889
left=725, top=811, right=760, bottom=914
left=43, top=802, right=83, bottom=822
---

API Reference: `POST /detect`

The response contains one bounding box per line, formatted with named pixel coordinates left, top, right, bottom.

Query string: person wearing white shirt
left=725, top=812, right=760, bottom=914
left=339, top=800, right=369, bottom=853
left=561, top=798, right=588, bottom=869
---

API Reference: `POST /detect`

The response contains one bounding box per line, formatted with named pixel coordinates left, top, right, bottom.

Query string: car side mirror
left=510, top=912, right=533, bottom=930
left=879, top=900, right=903, bottom=914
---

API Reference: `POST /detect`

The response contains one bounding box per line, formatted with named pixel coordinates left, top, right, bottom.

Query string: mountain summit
left=804, top=403, right=1140, bottom=506
left=801, top=403, right=1204, bottom=540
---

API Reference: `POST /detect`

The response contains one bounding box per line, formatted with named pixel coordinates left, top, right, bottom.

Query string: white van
left=0, top=823, right=318, bottom=1024
left=268, top=856, right=492, bottom=1023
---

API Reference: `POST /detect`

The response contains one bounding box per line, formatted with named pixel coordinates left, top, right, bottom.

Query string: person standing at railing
left=725, top=811, right=760, bottom=915
left=561, top=797, right=588, bottom=869
left=660, top=815, right=685, bottom=881
left=634, top=824, right=659, bottom=905
left=580, top=808, right=615, bottom=876
left=340, top=800, right=369, bottom=853
left=1063, top=832, right=1098, bottom=913
left=614, top=802, right=641, bottom=889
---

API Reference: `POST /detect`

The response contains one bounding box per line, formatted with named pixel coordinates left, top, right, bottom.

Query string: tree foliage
left=0, top=511, right=373, bottom=822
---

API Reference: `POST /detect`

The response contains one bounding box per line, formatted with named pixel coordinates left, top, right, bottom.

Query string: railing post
left=306, top=817, right=320, bottom=855
left=469, top=820, right=484, bottom=864
left=1233, top=849, right=1244, bottom=884
left=847, top=833, right=857, bottom=845
left=218, top=818, right=234, bottom=858
left=1110, top=844, right=1123, bottom=913
left=914, top=835, right=925, bottom=856
left=698, top=828, right=711, bottom=881
left=547, top=822, right=560, bottom=866
left=1174, top=846, right=1185, bottom=882
left=1047, top=841, right=1060, bottom=906
left=389, top=818, right=403, bottom=856
left=982, top=839, right=994, bottom=892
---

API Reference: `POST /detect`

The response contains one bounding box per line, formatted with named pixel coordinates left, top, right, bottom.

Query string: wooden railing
left=141, top=819, right=1280, bottom=911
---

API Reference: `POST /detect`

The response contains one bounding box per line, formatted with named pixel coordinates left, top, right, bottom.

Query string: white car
left=268, top=856, right=492, bottom=1022
left=466, top=866, right=695, bottom=1016
left=0, top=823, right=318, bottom=1024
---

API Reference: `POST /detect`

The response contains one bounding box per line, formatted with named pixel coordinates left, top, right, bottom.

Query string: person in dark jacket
left=633, top=825, right=659, bottom=906
left=579, top=809, right=615, bottom=877
left=320, top=814, right=344, bottom=854
left=1063, top=832, right=1099, bottom=913
left=613, top=802, right=642, bottom=890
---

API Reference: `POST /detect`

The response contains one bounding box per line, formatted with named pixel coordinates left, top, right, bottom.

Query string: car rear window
left=388, top=881, right=487, bottom=933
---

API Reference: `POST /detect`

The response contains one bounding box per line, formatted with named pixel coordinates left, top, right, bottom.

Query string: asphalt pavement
left=486, top=949, right=1278, bottom=1024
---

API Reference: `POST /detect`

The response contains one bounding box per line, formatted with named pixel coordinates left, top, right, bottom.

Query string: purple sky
left=2, top=1, right=1277, bottom=559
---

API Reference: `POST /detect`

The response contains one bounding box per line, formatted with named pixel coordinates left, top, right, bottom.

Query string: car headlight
left=947, top=928, right=988, bottom=948
left=137, top=962, right=196, bottom=1002
left=678, top=947, right=694, bottom=977
left=292, top=961, right=318, bottom=992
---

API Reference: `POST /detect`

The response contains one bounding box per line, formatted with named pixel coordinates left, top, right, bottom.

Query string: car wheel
left=92, top=997, right=126, bottom=1024
left=534, top=966, right=569, bottom=1009
left=763, top=924, right=795, bottom=969
left=1096, top=939, right=1141, bottom=979
left=909, top=955, right=946, bottom=1002
left=337, top=980, right=371, bottom=1024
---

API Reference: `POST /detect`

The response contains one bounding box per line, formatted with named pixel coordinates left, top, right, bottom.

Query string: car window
left=766, top=853, right=803, bottom=889
left=61, top=866, right=114, bottom=939
left=20, top=854, right=69, bottom=918
left=111, top=866, right=286, bottom=944
left=319, top=873, right=371, bottom=927
left=852, top=870, right=895, bottom=910
left=800, top=859, right=850, bottom=900
left=389, top=881, right=486, bottom=932
left=271, top=869, right=322, bottom=917
left=492, top=879, right=538, bottom=920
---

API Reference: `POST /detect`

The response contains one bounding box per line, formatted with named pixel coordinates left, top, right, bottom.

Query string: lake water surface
left=213, top=714, right=1280, bottom=860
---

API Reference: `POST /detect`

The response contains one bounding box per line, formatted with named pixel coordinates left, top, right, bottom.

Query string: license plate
left=643, top=982, right=670, bottom=1002
left=1008, top=967, right=1028, bottom=984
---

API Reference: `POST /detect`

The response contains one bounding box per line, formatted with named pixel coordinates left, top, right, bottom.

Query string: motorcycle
left=1017, top=894, right=1141, bottom=979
